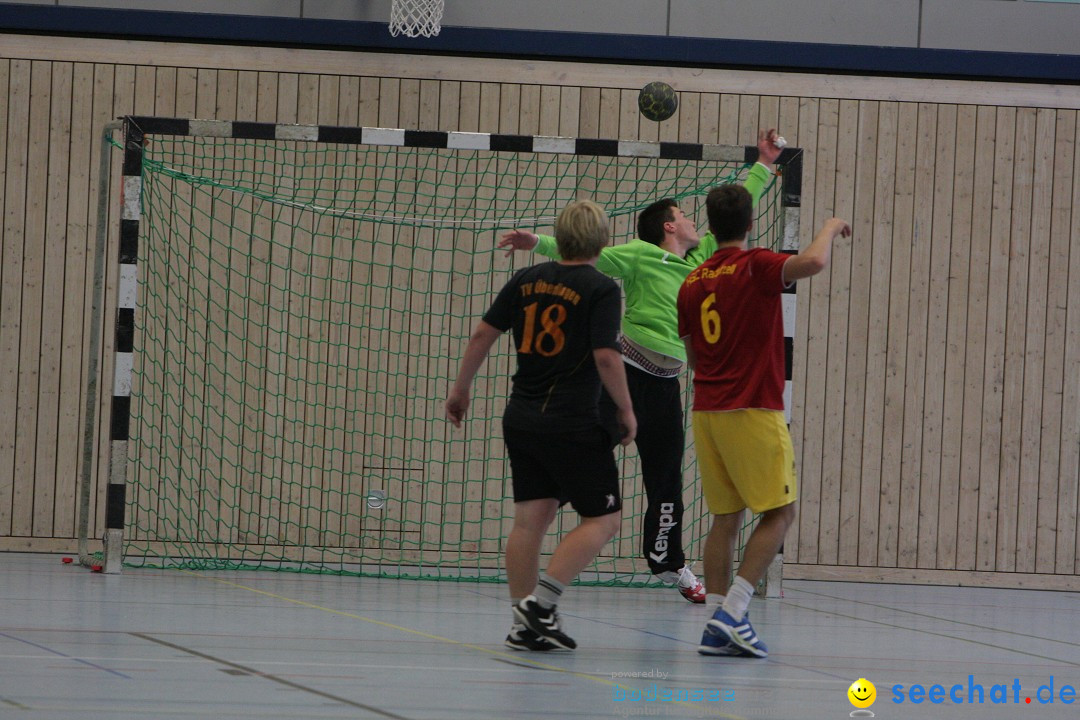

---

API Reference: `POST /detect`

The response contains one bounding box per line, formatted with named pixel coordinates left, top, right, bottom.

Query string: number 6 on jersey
left=700, top=293, right=721, bottom=343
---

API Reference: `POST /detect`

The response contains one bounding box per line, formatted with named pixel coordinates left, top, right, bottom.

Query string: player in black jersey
left=446, top=199, right=636, bottom=651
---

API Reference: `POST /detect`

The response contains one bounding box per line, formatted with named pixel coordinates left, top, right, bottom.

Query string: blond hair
left=554, top=199, right=610, bottom=260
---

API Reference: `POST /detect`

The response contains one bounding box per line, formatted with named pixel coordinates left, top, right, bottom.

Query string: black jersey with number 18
left=483, top=261, right=621, bottom=433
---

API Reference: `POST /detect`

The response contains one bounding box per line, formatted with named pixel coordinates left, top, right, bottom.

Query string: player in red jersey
left=677, top=184, right=849, bottom=657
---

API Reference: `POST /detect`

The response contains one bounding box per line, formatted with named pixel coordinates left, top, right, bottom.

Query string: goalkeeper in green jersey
left=498, top=129, right=784, bottom=602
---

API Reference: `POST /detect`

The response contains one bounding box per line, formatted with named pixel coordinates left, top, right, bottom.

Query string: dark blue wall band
left=1, top=3, right=1077, bottom=84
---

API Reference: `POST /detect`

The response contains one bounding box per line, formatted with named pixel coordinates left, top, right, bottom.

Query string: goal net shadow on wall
left=86, top=115, right=802, bottom=588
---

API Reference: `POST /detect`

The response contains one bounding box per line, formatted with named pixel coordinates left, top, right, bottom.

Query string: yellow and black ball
left=638, top=82, right=678, bottom=122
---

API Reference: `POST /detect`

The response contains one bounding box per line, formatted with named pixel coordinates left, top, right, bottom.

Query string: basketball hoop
left=389, top=0, right=444, bottom=37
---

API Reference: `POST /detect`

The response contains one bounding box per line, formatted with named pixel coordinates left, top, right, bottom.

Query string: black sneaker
left=504, top=623, right=558, bottom=651
left=513, top=596, right=577, bottom=650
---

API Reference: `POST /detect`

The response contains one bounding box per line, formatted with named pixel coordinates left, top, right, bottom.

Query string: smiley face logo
left=848, top=678, right=877, bottom=709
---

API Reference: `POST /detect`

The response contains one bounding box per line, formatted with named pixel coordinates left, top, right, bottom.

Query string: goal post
left=85, top=115, right=801, bottom=589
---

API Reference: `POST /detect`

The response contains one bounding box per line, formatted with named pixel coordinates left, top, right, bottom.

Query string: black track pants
left=600, top=363, right=686, bottom=574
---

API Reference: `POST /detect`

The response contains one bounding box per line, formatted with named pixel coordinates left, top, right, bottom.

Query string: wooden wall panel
left=0, top=57, right=15, bottom=539
left=1, top=35, right=1079, bottom=589
left=1063, top=117, right=1080, bottom=576
left=839, top=100, right=877, bottom=568
left=939, top=104, right=975, bottom=570
left=857, top=101, right=894, bottom=570
left=815, top=99, right=844, bottom=567
left=979, top=108, right=1015, bottom=571
left=919, top=103, right=956, bottom=569
left=0, top=59, right=10, bottom=538
left=791, top=97, right=821, bottom=565
left=898, top=104, right=935, bottom=568
left=57, top=62, right=95, bottom=539
left=827, top=100, right=858, bottom=566
left=5, top=59, right=32, bottom=539
left=35, top=61, right=72, bottom=538
left=880, top=100, right=910, bottom=568
left=1050, top=113, right=1079, bottom=576
left=1020, top=109, right=1055, bottom=573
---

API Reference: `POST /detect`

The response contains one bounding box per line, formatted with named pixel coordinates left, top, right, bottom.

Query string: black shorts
left=502, top=423, right=622, bottom=518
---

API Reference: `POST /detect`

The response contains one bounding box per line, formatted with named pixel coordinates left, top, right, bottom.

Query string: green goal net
left=113, top=119, right=788, bottom=586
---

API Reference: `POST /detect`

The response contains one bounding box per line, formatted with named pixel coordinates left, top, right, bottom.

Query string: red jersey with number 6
left=677, top=247, right=790, bottom=412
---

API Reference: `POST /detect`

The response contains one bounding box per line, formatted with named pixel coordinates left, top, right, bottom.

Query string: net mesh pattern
left=121, top=133, right=783, bottom=586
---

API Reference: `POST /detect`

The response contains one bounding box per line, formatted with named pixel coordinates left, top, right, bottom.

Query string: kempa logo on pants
left=649, top=503, right=677, bottom=564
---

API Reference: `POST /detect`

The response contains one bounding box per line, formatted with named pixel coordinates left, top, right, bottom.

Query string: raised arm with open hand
left=497, top=229, right=540, bottom=257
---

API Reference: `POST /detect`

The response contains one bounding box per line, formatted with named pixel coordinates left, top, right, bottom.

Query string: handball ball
left=638, top=81, right=678, bottom=122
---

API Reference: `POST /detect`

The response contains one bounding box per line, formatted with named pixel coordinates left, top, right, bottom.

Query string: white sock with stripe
left=721, top=576, right=754, bottom=621
left=534, top=573, right=565, bottom=609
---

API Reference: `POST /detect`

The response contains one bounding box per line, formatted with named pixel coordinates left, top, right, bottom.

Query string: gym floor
left=1, top=552, right=1077, bottom=719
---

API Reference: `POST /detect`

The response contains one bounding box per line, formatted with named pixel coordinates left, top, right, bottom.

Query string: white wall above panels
left=921, top=0, right=1080, bottom=54
left=669, top=0, right=922, bottom=47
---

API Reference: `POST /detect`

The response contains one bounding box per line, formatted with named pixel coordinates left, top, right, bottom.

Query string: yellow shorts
left=692, top=409, right=798, bottom=515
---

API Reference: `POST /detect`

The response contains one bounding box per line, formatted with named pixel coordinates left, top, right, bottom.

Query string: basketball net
left=389, top=0, right=444, bottom=37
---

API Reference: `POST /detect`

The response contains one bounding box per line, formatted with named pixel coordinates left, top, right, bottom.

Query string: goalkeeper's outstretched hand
left=498, top=230, right=539, bottom=257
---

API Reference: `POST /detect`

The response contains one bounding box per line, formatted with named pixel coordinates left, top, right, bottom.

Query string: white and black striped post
left=102, top=119, right=145, bottom=573
left=766, top=147, right=802, bottom=598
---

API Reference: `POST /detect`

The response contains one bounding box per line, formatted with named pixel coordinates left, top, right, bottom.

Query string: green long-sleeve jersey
left=534, top=162, right=772, bottom=362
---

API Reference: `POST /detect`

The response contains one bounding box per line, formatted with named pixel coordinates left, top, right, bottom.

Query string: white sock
left=534, top=573, right=565, bottom=609
left=721, top=576, right=754, bottom=621
left=706, top=593, right=725, bottom=609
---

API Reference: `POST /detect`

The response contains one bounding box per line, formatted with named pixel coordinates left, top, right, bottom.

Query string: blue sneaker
left=698, top=624, right=739, bottom=656
left=706, top=608, right=768, bottom=658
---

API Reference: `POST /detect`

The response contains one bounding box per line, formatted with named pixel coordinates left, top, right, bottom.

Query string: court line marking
left=0, top=703, right=369, bottom=718
left=131, top=632, right=412, bottom=720
left=182, top=570, right=748, bottom=720
left=779, top=598, right=1080, bottom=670
left=0, top=695, right=32, bottom=711
left=0, top=630, right=132, bottom=679
left=787, top=588, right=1080, bottom=660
